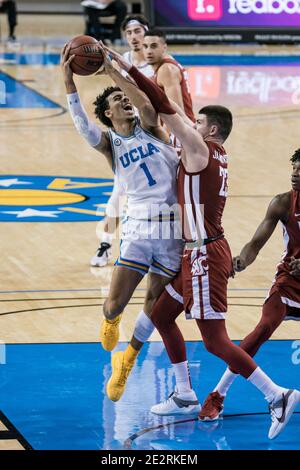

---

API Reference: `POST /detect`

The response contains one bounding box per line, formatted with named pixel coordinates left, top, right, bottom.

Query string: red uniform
left=266, top=190, right=300, bottom=309
left=166, top=141, right=233, bottom=320
left=154, top=57, right=195, bottom=123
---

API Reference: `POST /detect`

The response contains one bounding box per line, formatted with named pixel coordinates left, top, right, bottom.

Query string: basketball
left=68, top=35, right=104, bottom=76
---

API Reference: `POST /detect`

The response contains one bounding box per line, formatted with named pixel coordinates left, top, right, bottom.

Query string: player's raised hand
left=96, top=41, right=117, bottom=76
left=289, top=256, right=300, bottom=276
left=99, top=42, right=131, bottom=72
left=233, top=256, right=247, bottom=272
left=61, top=43, right=75, bottom=84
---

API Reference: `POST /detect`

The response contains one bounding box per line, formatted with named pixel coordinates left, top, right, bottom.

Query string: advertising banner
left=153, top=0, right=300, bottom=27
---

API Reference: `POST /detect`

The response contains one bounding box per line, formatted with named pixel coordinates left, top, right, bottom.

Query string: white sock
left=101, top=231, right=113, bottom=245
left=247, top=367, right=287, bottom=402
left=133, top=310, right=155, bottom=343
left=173, top=361, right=193, bottom=394
left=214, top=368, right=238, bottom=397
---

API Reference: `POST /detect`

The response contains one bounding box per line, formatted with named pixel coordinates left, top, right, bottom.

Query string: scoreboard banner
left=146, top=0, right=300, bottom=43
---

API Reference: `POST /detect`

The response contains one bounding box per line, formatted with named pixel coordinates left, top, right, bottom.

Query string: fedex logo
left=188, top=0, right=222, bottom=20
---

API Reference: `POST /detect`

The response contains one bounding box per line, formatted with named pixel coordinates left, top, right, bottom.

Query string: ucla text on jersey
left=109, top=120, right=179, bottom=219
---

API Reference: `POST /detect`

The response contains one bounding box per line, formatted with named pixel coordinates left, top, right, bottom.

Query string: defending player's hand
left=289, top=256, right=300, bottom=276
left=233, top=256, right=247, bottom=272
left=99, top=42, right=131, bottom=73
left=61, top=43, right=75, bottom=84
left=96, top=41, right=117, bottom=76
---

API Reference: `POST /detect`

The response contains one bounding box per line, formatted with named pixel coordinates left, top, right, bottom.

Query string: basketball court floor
left=0, top=16, right=300, bottom=450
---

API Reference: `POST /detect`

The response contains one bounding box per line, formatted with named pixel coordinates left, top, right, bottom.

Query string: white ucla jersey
left=122, top=51, right=154, bottom=78
left=108, top=120, right=179, bottom=219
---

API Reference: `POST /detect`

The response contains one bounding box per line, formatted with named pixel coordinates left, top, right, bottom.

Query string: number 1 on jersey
left=139, top=162, right=157, bottom=187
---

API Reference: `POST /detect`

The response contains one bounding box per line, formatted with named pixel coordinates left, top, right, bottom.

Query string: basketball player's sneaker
left=268, top=389, right=300, bottom=439
left=150, top=389, right=201, bottom=416
left=100, top=314, right=122, bottom=351
left=106, top=351, right=135, bottom=401
left=90, top=242, right=112, bottom=267
left=198, top=391, right=224, bottom=421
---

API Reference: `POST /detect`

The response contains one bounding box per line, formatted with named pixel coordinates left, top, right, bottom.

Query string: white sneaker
left=268, top=389, right=300, bottom=439
left=90, top=242, right=112, bottom=267
left=151, top=389, right=201, bottom=416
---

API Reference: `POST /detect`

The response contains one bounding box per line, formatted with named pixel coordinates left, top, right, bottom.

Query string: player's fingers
left=98, top=41, right=108, bottom=54
left=61, top=43, right=68, bottom=55
left=66, top=54, right=75, bottom=65
left=60, top=44, right=68, bottom=62
left=95, top=66, right=105, bottom=76
left=62, top=45, right=71, bottom=63
left=63, top=56, right=74, bottom=72
left=103, top=45, right=116, bottom=59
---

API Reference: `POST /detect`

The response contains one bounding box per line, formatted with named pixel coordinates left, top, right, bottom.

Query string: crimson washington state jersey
left=177, top=141, right=228, bottom=243
left=154, top=57, right=195, bottom=123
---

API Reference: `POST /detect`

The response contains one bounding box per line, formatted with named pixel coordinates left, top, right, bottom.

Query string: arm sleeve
left=67, top=92, right=102, bottom=147
left=128, top=66, right=176, bottom=116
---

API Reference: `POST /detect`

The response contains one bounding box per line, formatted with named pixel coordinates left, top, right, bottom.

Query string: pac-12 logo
left=188, top=0, right=222, bottom=20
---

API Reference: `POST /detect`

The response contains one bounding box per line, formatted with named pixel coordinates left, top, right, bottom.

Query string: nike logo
left=271, top=390, right=293, bottom=423
left=295, top=213, right=300, bottom=217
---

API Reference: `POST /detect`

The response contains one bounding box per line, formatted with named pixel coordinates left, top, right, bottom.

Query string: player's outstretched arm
left=61, top=43, right=76, bottom=93
left=234, top=195, right=286, bottom=272
left=157, top=64, right=185, bottom=111
left=169, top=99, right=194, bottom=127
left=100, top=45, right=164, bottom=134
left=127, top=65, right=208, bottom=172
left=60, top=44, right=112, bottom=163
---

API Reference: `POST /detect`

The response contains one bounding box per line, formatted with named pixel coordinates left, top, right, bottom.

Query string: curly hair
left=291, top=148, right=300, bottom=163
left=93, top=86, right=121, bottom=128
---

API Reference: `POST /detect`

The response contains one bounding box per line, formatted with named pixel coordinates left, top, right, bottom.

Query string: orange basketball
left=68, top=35, right=104, bottom=76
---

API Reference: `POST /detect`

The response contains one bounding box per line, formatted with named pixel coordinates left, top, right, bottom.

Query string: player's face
left=125, top=25, right=146, bottom=51
left=143, top=36, right=166, bottom=65
left=194, top=114, right=212, bottom=138
left=291, top=161, right=300, bottom=191
left=106, top=91, right=135, bottom=123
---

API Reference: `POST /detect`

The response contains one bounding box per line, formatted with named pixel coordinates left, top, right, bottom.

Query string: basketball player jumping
left=199, top=149, right=300, bottom=422
left=61, top=43, right=183, bottom=401
left=91, top=14, right=154, bottom=268
left=107, top=49, right=300, bottom=439
left=91, top=24, right=194, bottom=268
left=98, top=40, right=195, bottom=402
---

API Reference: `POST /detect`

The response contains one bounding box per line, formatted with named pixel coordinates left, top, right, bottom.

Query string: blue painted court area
left=0, top=340, right=299, bottom=450
left=0, top=175, right=113, bottom=222
left=0, top=71, right=60, bottom=108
